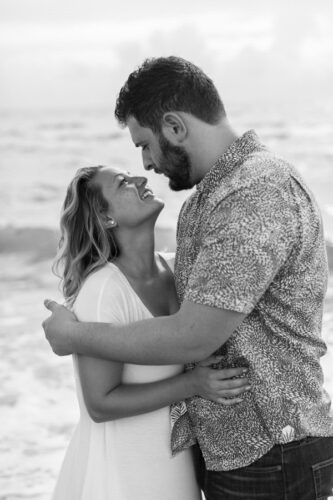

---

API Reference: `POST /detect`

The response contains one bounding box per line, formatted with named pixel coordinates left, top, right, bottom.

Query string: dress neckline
left=107, top=253, right=173, bottom=319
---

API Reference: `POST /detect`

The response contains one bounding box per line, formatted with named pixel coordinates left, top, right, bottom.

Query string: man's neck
left=188, top=118, right=240, bottom=184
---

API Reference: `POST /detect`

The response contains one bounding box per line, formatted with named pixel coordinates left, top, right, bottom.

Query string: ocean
left=1, top=102, right=333, bottom=237
left=0, top=104, right=333, bottom=499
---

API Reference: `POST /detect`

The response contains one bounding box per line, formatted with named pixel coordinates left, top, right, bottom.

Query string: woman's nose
left=131, top=176, right=147, bottom=187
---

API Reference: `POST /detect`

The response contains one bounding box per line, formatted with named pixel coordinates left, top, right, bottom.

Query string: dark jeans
left=196, top=437, right=333, bottom=500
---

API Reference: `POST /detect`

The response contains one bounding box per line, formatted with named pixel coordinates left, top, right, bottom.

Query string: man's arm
left=43, top=299, right=245, bottom=364
left=43, top=179, right=295, bottom=364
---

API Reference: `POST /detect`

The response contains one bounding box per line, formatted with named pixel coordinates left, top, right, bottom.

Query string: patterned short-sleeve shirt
left=170, top=130, right=333, bottom=471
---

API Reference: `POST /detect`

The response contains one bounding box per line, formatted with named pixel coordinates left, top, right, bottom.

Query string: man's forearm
left=71, top=313, right=208, bottom=365
left=69, top=302, right=246, bottom=365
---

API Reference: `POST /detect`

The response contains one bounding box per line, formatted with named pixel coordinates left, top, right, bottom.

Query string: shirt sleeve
left=184, top=180, right=297, bottom=314
left=73, top=268, right=128, bottom=324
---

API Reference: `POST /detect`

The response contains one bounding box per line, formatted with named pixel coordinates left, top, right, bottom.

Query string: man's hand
left=42, top=299, right=78, bottom=356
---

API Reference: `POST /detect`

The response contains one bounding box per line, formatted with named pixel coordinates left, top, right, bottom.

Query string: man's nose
left=142, top=150, right=154, bottom=171
left=143, top=162, right=154, bottom=171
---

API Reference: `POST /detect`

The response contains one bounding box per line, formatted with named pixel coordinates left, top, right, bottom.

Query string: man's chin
left=168, top=178, right=193, bottom=191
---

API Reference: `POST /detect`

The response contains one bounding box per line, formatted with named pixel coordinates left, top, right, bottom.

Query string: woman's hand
left=190, top=355, right=251, bottom=405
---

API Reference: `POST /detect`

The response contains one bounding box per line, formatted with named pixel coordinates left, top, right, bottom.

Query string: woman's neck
left=113, top=226, right=157, bottom=280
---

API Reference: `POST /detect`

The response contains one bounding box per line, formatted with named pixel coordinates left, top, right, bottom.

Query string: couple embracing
left=43, top=57, right=333, bottom=500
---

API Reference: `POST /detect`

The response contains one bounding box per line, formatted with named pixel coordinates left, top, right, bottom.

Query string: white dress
left=52, top=256, right=201, bottom=500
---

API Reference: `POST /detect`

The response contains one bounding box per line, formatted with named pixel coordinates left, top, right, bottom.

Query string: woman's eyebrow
left=113, top=174, right=125, bottom=184
left=114, top=174, right=124, bottom=180
left=114, top=172, right=131, bottom=183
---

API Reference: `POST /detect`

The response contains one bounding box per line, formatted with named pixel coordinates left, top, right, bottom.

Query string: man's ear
left=161, top=112, right=187, bottom=145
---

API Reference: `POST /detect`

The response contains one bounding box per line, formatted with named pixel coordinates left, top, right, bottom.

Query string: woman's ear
left=106, top=216, right=118, bottom=228
left=161, top=112, right=187, bottom=145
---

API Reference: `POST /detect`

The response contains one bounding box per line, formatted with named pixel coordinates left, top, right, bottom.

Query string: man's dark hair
left=114, top=56, right=226, bottom=132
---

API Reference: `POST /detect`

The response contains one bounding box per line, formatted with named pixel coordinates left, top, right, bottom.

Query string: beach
left=1, top=106, right=333, bottom=499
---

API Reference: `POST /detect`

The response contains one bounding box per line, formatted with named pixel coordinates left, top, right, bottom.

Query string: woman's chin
left=155, top=199, right=165, bottom=214
left=149, top=200, right=165, bottom=223
left=147, top=196, right=165, bottom=211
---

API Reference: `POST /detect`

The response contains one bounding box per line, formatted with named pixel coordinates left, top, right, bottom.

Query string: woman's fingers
left=216, top=385, right=251, bottom=397
left=215, top=367, right=248, bottom=379
left=204, top=371, right=251, bottom=401
left=213, top=376, right=250, bottom=390
left=206, top=369, right=249, bottom=387
left=207, top=386, right=251, bottom=404
left=198, top=355, right=224, bottom=367
left=216, top=397, right=244, bottom=406
left=195, top=363, right=251, bottom=403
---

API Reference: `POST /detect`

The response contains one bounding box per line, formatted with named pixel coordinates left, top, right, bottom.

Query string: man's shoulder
left=242, top=148, right=295, bottom=178
left=210, top=151, right=297, bottom=207
left=177, top=149, right=300, bottom=226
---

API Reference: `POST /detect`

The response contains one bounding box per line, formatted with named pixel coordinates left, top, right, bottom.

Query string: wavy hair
left=53, top=166, right=118, bottom=305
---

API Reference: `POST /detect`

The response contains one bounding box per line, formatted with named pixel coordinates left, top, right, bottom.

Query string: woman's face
left=93, top=166, right=164, bottom=228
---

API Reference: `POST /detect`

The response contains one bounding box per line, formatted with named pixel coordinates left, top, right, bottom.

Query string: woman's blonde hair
left=53, top=166, right=118, bottom=305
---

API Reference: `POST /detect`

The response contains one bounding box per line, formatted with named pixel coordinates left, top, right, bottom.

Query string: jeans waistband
left=277, top=436, right=323, bottom=450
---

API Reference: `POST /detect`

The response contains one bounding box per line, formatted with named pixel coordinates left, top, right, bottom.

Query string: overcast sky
left=1, top=0, right=332, bottom=111
left=0, top=0, right=276, bottom=22
left=1, top=0, right=332, bottom=22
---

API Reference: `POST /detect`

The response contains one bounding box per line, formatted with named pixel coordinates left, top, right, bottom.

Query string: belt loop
left=280, top=443, right=287, bottom=500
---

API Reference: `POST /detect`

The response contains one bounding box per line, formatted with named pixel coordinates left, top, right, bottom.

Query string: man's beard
left=158, top=134, right=193, bottom=191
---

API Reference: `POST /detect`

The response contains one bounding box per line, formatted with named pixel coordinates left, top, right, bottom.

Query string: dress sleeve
left=73, top=267, right=127, bottom=325
left=184, top=180, right=297, bottom=314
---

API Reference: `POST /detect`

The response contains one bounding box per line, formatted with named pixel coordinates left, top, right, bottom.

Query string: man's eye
left=120, top=178, right=129, bottom=186
left=142, top=145, right=148, bottom=151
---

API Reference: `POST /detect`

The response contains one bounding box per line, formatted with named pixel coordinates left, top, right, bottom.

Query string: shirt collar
left=196, top=130, right=266, bottom=194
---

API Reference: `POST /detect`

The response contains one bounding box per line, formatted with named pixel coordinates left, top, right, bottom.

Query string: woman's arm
left=78, top=353, right=250, bottom=423
left=75, top=268, right=249, bottom=423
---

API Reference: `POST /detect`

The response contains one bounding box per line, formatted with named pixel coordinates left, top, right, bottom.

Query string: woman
left=51, top=165, right=248, bottom=500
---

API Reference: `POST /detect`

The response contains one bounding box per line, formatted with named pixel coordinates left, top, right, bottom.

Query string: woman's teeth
left=141, top=190, right=153, bottom=199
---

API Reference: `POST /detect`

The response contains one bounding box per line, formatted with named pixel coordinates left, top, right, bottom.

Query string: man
left=43, top=57, right=333, bottom=499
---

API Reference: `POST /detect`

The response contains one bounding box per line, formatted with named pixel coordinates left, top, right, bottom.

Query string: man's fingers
left=44, top=299, right=61, bottom=312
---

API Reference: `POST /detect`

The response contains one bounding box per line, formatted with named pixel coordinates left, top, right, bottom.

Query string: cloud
left=0, top=5, right=332, bottom=110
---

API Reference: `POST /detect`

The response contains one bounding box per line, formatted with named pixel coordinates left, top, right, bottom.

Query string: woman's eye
left=120, top=178, right=129, bottom=186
